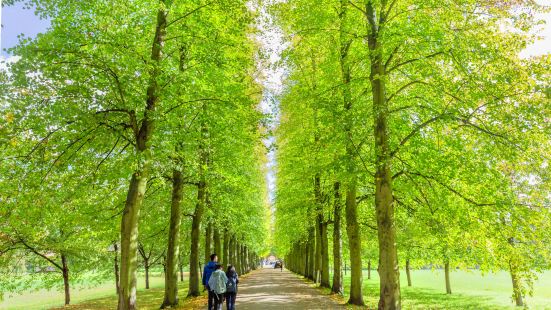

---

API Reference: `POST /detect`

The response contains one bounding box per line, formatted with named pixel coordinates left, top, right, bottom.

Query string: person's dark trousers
left=214, top=293, right=224, bottom=310
left=208, top=289, right=217, bottom=310
left=226, top=292, right=237, bottom=310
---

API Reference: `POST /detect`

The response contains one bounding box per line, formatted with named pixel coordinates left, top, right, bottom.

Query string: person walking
left=208, top=264, right=228, bottom=310
left=203, top=254, right=219, bottom=310
left=225, top=265, right=239, bottom=310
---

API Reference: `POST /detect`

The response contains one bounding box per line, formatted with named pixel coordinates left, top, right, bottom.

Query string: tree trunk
left=509, top=261, right=524, bottom=306
left=144, top=259, right=150, bottom=289
left=406, top=259, right=412, bottom=287
left=114, top=243, right=120, bottom=295
left=307, top=228, right=315, bottom=281
left=368, top=260, right=371, bottom=280
left=161, top=169, right=184, bottom=308
left=320, top=222, right=330, bottom=288
left=187, top=100, right=209, bottom=297
left=179, top=262, right=184, bottom=282
left=223, top=229, right=230, bottom=267
left=445, top=260, right=452, bottom=294
left=339, top=0, right=363, bottom=304
left=205, top=221, right=212, bottom=263
left=315, top=219, right=322, bottom=283
left=366, top=2, right=401, bottom=308
left=213, top=227, right=222, bottom=262
left=61, top=254, right=70, bottom=305
left=187, top=179, right=205, bottom=296
left=118, top=3, right=168, bottom=309
left=332, top=182, right=343, bottom=294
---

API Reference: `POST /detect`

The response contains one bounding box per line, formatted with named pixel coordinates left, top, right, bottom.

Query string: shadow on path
left=233, top=268, right=343, bottom=310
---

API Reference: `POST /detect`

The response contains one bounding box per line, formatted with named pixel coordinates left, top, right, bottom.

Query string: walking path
left=233, top=267, right=344, bottom=309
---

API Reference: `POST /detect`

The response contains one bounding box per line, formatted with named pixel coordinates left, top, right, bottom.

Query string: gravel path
left=230, top=267, right=344, bottom=310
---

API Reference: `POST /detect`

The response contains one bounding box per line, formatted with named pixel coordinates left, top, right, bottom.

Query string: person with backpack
left=225, top=265, right=239, bottom=310
left=203, top=254, right=219, bottom=310
left=207, top=264, right=228, bottom=310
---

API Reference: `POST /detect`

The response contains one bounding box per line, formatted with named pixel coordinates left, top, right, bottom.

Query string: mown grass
left=1, top=273, right=206, bottom=310
left=329, top=269, right=551, bottom=309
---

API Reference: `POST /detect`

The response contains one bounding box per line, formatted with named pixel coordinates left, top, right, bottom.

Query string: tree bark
left=320, top=221, right=330, bottom=288
left=179, top=262, right=184, bottom=282
left=307, top=228, right=315, bottom=281
left=445, top=260, right=452, bottom=294
left=315, top=219, right=322, bottom=283
left=144, top=259, right=150, bottom=289
left=223, top=229, right=230, bottom=267
left=118, top=2, right=168, bottom=309
left=368, top=259, right=371, bottom=280
left=61, top=254, right=70, bottom=305
left=339, top=0, right=364, bottom=304
left=161, top=169, right=184, bottom=308
left=331, top=182, right=343, bottom=295
left=213, top=227, right=222, bottom=262
left=187, top=100, right=209, bottom=297
left=205, top=221, right=212, bottom=263
left=366, top=2, right=401, bottom=309
left=406, top=259, right=412, bottom=287
left=114, top=243, right=120, bottom=295
left=509, top=261, right=524, bottom=306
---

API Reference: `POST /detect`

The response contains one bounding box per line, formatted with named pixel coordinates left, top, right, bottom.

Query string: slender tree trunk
left=223, top=229, right=230, bottom=267
left=332, top=182, right=343, bottom=295
left=368, top=260, right=371, bottom=280
left=187, top=101, right=209, bottom=297
left=315, top=219, right=322, bottom=283
left=61, top=254, right=70, bottom=305
left=205, top=222, right=212, bottom=263
left=144, top=259, right=150, bottom=289
left=320, top=222, right=330, bottom=288
left=307, top=228, right=315, bottom=281
left=114, top=243, right=120, bottom=295
left=161, top=169, right=184, bottom=308
left=179, top=262, right=184, bottom=282
left=445, top=260, right=452, bottom=294
left=509, top=261, right=524, bottom=306
left=188, top=179, right=206, bottom=296
left=118, top=3, right=168, bottom=309
left=339, top=0, right=363, bottom=304
left=406, top=259, right=412, bottom=287
left=366, top=2, right=401, bottom=308
left=213, top=227, right=221, bottom=261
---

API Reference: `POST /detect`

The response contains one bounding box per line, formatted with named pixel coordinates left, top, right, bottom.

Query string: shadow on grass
left=51, top=283, right=207, bottom=310
left=358, top=280, right=503, bottom=310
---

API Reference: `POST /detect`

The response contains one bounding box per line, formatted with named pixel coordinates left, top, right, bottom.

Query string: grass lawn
left=0, top=273, right=206, bottom=310
left=336, top=269, right=551, bottom=309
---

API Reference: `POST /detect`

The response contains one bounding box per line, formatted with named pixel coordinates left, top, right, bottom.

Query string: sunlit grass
left=1, top=272, right=206, bottom=310
left=333, top=269, right=551, bottom=309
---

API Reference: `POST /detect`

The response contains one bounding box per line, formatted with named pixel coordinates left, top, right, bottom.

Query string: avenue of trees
left=0, top=1, right=269, bottom=309
left=273, top=0, right=550, bottom=309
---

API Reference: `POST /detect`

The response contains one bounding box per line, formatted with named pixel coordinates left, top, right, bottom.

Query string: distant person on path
left=208, top=264, right=228, bottom=310
left=274, top=260, right=283, bottom=272
left=203, top=253, right=219, bottom=310
left=225, top=265, right=239, bottom=310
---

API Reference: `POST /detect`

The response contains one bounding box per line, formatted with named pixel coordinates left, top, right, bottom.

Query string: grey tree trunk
left=368, top=260, right=371, bottom=280
left=144, top=259, right=150, bottom=289
left=161, top=169, right=184, bottom=308
left=331, top=182, right=343, bottom=295
left=320, top=222, right=330, bottom=288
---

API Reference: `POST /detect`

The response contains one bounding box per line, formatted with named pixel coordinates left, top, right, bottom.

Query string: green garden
left=1, top=0, right=550, bottom=309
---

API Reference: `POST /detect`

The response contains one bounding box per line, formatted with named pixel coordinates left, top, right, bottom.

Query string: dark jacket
left=202, top=261, right=217, bottom=286
left=226, top=270, right=239, bottom=293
